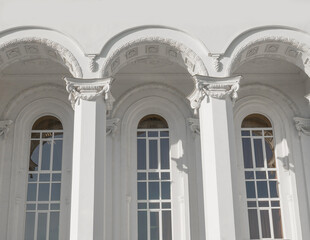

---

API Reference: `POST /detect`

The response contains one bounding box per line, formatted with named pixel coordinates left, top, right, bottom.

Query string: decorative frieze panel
left=64, top=77, right=113, bottom=110
left=229, top=37, right=310, bottom=74
left=294, top=117, right=310, bottom=136
left=0, top=38, right=82, bottom=77
left=187, top=75, right=241, bottom=113
left=0, top=120, right=13, bottom=138
left=101, top=37, right=208, bottom=77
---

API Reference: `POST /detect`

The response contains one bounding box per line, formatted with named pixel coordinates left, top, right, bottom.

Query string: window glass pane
left=149, top=140, right=158, bottom=169
left=245, top=171, right=254, bottom=179
left=28, top=173, right=37, bottom=182
left=149, top=203, right=160, bottom=209
left=160, top=131, right=169, bottom=137
left=246, top=181, right=256, bottom=198
left=51, top=183, right=61, bottom=201
left=37, top=213, right=48, bottom=240
left=160, top=139, right=169, bottom=169
left=40, top=173, right=50, bottom=182
left=138, top=211, right=147, bottom=240
left=255, top=171, right=266, bottom=179
left=269, top=181, right=279, bottom=198
left=247, top=201, right=256, bottom=208
left=248, top=209, right=259, bottom=239
left=148, top=131, right=158, bottom=137
left=149, top=182, right=159, bottom=200
left=137, top=172, right=146, bottom=180
left=138, top=182, right=147, bottom=200
left=53, top=140, right=63, bottom=171
left=24, top=212, right=35, bottom=240
left=150, top=212, right=159, bottom=240
left=254, top=139, right=264, bottom=168
left=161, top=182, right=171, bottom=200
left=41, top=141, right=51, bottom=170
left=260, top=210, right=271, bottom=238
left=50, top=204, right=60, bottom=210
left=137, top=139, right=146, bottom=170
left=38, top=204, right=49, bottom=210
left=29, top=140, right=40, bottom=171
left=162, top=211, right=172, bottom=240
left=52, top=174, right=61, bottom=182
left=242, top=138, right=253, bottom=168
left=241, top=130, right=250, bottom=136
left=27, top=183, right=37, bottom=201
left=272, top=209, right=283, bottom=238
left=257, top=181, right=268, bottom=198
left=38, top=183, right=50, bottom=201
left=268, top=171, right=277, bottom=179
left=49, top=212, right=60, bottom=240
left=149, top=172, right=159, bottom=180
left=266, top=138, right=275, bottom=168
left=138, top=203, right=147, bottom=209
left=161, top=172, right=170, bottom=180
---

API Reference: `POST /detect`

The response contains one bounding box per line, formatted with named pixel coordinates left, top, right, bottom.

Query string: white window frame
left=6, top=97, right=73, bottom=240
left=115, top=93, right=192, bottom=240
left=233, top=95, right=304, bottom=240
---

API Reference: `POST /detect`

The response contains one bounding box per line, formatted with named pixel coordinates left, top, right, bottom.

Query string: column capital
left=0, top=120, right=13, bottom=138
left=294, top=117, right=310, bottom=136
left=187, top=75, right=242, bottom=113
left=64, top=77, right=114, bottom=110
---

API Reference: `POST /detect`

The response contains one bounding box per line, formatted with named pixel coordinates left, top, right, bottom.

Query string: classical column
left=188, top=75, right=241, bottom=240
left=64, top=77, right=113, bottom=240
left=294, top=117, right=310, bottom=217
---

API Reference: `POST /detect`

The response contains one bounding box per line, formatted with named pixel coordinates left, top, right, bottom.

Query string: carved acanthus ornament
left=106, top=118, right=120, bottom=136
left=87, top=54, right=98, bottom=72
left=187, top=118, right=200, bottom=135
left=187, top=75, right=242, bottom=113
left=209, top=53, right=222, bottom=72
left=294, top=117, right=310, bottom=136
left=0, top=120, right=13, bottom=138
left=64, top=77, right=114, bottom=110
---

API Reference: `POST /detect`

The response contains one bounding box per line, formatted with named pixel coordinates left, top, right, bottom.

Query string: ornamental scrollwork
left=0, top=120, right=13, bottom=138
left=294, top=117, right=310, bottom=136
left=64, top=77, right=113, bottom=110
left=187, top=75, right=241, bottom=113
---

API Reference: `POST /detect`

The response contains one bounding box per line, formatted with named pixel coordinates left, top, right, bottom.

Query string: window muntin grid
left=25, top=128, right=63, bottom=240
left=241, top=126, right=283, bottom=239
left=137, top=129, right=172, bottom=240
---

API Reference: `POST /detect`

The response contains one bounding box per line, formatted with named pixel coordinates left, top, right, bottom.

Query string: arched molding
left=1, top=83, right=69, bottom=120
left=236, top=83, right=301, bottom=117
left=233, top=91, right=309, bottom=239
left=111, top=83, right=193, bottom=119
left=0, top=28, right=85, bottom=77
left=100, top=36, right=209, bottom=77
left=6, top=97, right=73, bottom=240
left=225, top=28, right=310, bottom=77
left=118, top=94, right=192, bottom=240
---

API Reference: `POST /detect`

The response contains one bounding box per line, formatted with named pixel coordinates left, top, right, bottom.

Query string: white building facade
left=1, top=1, right=310, bottom=239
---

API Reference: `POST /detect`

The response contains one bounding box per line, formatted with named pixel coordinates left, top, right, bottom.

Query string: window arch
left=24, top=115, right=64, bottom=240
left=137, top=114, right=172, bottom=240
left=241, top=113, right=283, bottom=239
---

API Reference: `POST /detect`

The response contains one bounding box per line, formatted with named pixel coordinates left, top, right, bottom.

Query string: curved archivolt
left=101, top=37, right=208, bottom=77
left=0, top=38, right=83, bottom=78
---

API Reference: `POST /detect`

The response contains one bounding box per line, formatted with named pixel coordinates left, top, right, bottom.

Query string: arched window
left=24, top=116, right=63, bottom=240
left=241, top=114, right=283, bottom=239
left=137, top=114, right=172, bottom=240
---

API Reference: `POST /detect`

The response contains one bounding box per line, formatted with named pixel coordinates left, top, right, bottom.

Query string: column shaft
left=199, top=97, right=236, bottom=240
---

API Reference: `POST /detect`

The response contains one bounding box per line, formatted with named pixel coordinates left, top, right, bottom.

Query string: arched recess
left=108, top=84, right=203, bottom=240
left=0, top=28, right=84, bottom=77
left=100, top=36, right=209, bottom=77
left=232, top=85, right=310, bottom=240
left=5, top=96, right=74, bottom=240
left=225, top=27, right=310, bottom=78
